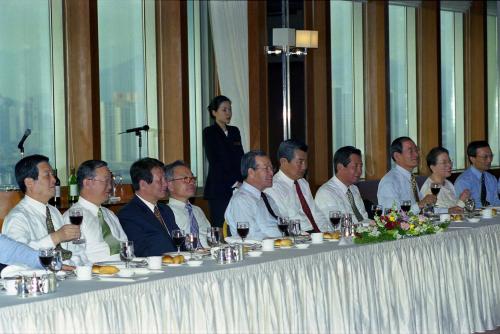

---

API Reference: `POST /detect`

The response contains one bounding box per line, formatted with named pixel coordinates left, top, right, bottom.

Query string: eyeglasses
left=475, top=154, right=494, bottom=160
left=169, top=176, right=197, bottom=184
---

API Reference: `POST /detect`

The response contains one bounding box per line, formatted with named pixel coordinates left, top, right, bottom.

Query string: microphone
left=17, top=129, right=31, bottom=151
left=118, top=125, right=150, bottom=134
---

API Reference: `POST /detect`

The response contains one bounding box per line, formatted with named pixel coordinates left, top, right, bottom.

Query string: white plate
left=247, top=251, right=263, bottom=257
left=133, top=268, right=151, bottom=275
left=325, top=238, right=340, bottom=242
left=467, top=217, right=480, bottom=223
left=294, top=244, right=310, bottom=249
left=277, top=246, right=293, bottom=249
left=166, top=263, right=184, bottom=267
left=187, top=261, right=203, bottom=267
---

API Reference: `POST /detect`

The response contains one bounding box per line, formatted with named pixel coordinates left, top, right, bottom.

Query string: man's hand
left=448, top=206, right=464, bottom=214
left=62, top=265, right=76, bottom=272
left=418, top=194, right=437, bottom=208
left=459, top=189, right=471, bottom=202
left=50, top=224, right=80, bottom=245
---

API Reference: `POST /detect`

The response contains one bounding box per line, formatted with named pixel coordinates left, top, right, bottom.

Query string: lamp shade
left=272, top=28, right=296, bottom=46
left=295, top=30, right=318, bottom=48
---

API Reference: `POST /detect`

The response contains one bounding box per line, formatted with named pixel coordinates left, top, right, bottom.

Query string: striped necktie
left=346, top=188, right=364, bottom=222
left=410, top=174, right=420, bottom=203
left=185, top=203, right=201, bottom=248
left=154, top=205, right=171, bottom=237
left=46, top=206, right=72, bottom=261
left=98, top=208, right=121, bottom=255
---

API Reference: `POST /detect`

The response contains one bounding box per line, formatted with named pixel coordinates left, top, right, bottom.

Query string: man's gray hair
left=164, top=160, right=188, bottom=181
left=277, top=139, right=308, bottom=162
left=77, top=160, right=108, bottom=189
left=241, top=150, right=267, bottom=179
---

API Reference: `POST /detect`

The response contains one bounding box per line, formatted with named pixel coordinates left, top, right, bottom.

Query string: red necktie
left=294, top=180, right=320, bottom=232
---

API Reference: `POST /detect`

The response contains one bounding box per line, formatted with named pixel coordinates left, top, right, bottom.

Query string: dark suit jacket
left=117, top=195, right=180, bottom=257
left=203, top=124, right=244, bottom=200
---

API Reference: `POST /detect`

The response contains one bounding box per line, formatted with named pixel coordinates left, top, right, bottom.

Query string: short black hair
left=15, top=154, right=49, bottom=193
left=130, top=158, right=164, bottom=191
left=426, top=147, right=449, bottom=169
left=390, top=136, right=414, bottom=161
left=240, top=150, right=267, bottom=179
left=77, top=160, right=108, bottom=189
left=207, top=95, right=231, bottom=119
left=277, top=139, right=308, bottom=162
left=467, top=140, right=490, bottom=158
left=164, top=160, right=188, bottom=181
left=333, top=146, right=362, bottom=173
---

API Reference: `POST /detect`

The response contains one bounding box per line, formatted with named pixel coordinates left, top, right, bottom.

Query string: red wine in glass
left=329, top=217, right=341, bottom=229
left=401, top=205, right=411, bottom=213
left=277, top=223, right=288, bottom=234
left=237, top=227, right=249, bottom=239
left=374, top=209, right=383, bottom=217
left=70, top=215, right=83, bottom=226
left=173, top=236, right=185, bottom=248
left=39, top=255, right=53, bottom=268
left=431, top=187, right=440, bottom=195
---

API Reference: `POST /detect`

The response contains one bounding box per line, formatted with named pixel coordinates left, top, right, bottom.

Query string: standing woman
left=203, top=96, right=244, bottom=228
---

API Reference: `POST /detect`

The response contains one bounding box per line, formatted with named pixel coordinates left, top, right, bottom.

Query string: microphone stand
left=135, top=130, right=143, bottom=159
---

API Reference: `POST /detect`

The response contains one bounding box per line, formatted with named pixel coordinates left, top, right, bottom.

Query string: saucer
left=295, top=244, right=310, bottom=249
left=247, top=251, right=263, bottom=257
left=187, top=261, right=203, bottom=267
left=467, top=217, right=480, bottom=223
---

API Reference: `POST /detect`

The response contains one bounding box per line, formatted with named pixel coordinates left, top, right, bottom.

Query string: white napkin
left=224, top=237, right=261, bottom=245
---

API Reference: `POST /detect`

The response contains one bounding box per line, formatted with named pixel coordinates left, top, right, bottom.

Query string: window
left=486, top=14, right=499, bottom=167
left=388, top=4, right=417, bottom=142
left=98, top=0, right=158, bottom=181
left=0, top=0, right=65, bottom=188
left=330, top=0, right=364, bottom=165
left=440, top=10, right=465, bottom=170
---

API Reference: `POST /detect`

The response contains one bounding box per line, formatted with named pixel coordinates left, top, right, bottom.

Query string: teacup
left=482, top=208, right=493, bottom=219
left=76, top=266, right=92, bottom=280
left=147, top=256, right=162, bottom=270
left=3, top=277, right=19, bottom=295
left=262, top=239, right=275, bottom=251
left=439, top=214, right=451, bottom=222
left=311, top=232, right=324, bottom=244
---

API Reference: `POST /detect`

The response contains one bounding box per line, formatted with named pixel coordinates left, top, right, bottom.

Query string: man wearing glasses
left=63, top=160, right=127, bottom=262
left=377, top=137, right=437, bottom=214
left=165, top=160, right=210, bottom=248
left=454, top=141, right=500, bottom=208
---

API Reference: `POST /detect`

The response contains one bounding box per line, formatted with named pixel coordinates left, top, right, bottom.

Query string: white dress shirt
left=315, top=175, right=368, bottom=223
left=264, top=170, right=330, bottom=232
left=377, top=165, right=421, bottom=214
left=420, top=178, right=464, bottom=210
left=2, top=195, right=86, bottom=264
left=168, top=197, right=211, bottom=248
left=62, top=197, right=128, bottom=263
left=225, top=182, right=282, bottom=241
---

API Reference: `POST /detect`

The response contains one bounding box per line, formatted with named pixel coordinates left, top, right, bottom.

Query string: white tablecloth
left=0, top=219, right=499, bottom=333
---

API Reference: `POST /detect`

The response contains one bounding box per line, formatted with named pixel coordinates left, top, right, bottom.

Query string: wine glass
left=430, top=183, right=441, bottom=196
left=112, top=173, right=123, bottom=198
left=69, top=207, right=85, bottom=244
left=206, top=227, right=221, bottom=248
left=236, top=222, right=249, bottom=244
left=288, top=219, right=301, bottom=243
left=329, top=211, right=341, bottom=231
left=277, top=217, right=289, bottom=238
left=340, top=213, right=353, bottom=238
left=39, top=248, right=54, bottom=274
left=49, top=250, right=63, bottom=276
left=172, top=229, right=185, bottom=255
left=464, top=198, right=475, bottom=218
left=400, top=200, right=412, bottom=214
left=185, top=233, right=198, bottom=258
left=120, top=241, right=135, bottom=268
left=371, top=204, right=383, bottom=218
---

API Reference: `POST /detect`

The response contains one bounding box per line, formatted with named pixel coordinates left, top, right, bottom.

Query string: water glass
left=288, top=219, right=301, bottom=243
left=49, top=250, right=63, bottom=274
left=120, top=241, right=135, bottom=268
left=206, top=227, right=221, bottom=248
left=185, top=233, right=198, bottom=257
left=340, top=213, right=353, bottom=238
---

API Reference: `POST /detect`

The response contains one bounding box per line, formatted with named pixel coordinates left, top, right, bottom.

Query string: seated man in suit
left=118, top=158, right=180, bottom=256
left=454, top=141, right=500, bottom=208
left=63, top=160, right=128, bottom=263
left=264, top=140, right=330, bottom=233
left=225, top=150, right=282, bottom=241
left=165, top=160, right=210, bottom=248
left=315, top=146, right=368, bottom=224
left=377, top=137, right=436, bottom=214
left=2, top=154, right=83, bottom=264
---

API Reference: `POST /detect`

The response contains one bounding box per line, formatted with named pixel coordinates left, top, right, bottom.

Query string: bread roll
left=173, top=255, right=185, bottom=264
left=162, top=255, right=174, bottom=264
left=99, top=266, right=120, bottom=275
left=92, top=265, right=101, bottom=274
left=280, top=239, right=293, bottom=247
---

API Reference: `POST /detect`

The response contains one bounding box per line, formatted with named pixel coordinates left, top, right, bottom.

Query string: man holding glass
left=63, top=160, right=127, bottom=263
left=165, top=160, right=210, bottom=248
left=2, top=154, right=84, bottom=264
left=225, top=150, right=282, bottom=241
left=377, top=137, right=436, bottom=214
left=117, top=158, right=180, bottom=256
left=315, top=146, right=368, bottom=224
left=454, top=141, right=500, bottom=208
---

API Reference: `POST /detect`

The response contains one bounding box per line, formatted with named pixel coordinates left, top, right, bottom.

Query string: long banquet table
left=0, top=218, right=499, bottom=333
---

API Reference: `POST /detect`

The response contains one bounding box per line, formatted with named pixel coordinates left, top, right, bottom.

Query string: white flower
left=394, top=232, right=401, bottom=239
left=369, top=229, right=381, bottom=237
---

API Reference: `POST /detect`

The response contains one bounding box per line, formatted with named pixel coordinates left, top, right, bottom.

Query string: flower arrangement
left=353, top=205, right=450, bottom=245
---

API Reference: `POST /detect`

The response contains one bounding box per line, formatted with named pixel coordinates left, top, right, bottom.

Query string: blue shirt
left=0, top=234, right=42, bottom=269
left=454, top=166, right=500, bottom=208
left=377, top=165, right=421, bottom=214
left=225, top=182, right=282, bottom=241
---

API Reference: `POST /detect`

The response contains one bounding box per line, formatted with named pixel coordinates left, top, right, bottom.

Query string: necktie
left=185, top=203, right=201, bottom=248
left=46, top=206, right=72, bottom=261
left=98, top=208, right=121, bottom=255
left=480, top=173, right=489, bottom=207
left=154, top=205, right=171, bottom=237
left=347, top=188, right=364, bottom=222
left=261, top=192, right=278, bottom=219
left=294, top=180, right=320, bottom=232
left=410, top=174, right=420, bottom=203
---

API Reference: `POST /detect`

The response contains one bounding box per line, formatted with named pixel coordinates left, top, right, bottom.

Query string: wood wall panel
left=156, top=0, right=190, bottom=164
left=248, top=1, right=269, bottom=152
left=63, top=0, right=99, bottom=168
left=304, top=0, right=331, bottom=190
left=464, top=1, right=486, bottom=142
left=363, top=1, right=389, bottom=180
left=416, top=1, right=440, bottom=175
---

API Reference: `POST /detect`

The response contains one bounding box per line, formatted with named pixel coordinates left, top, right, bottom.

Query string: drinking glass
left=120, top=241, right=135, bottom=268
left=172, top=229, right=185, bottom=255
left=49, top=250, right=63, bottom=274
left=112, top=173, right=123, bottom=198
left=39, top=248, right=54, bottom=274
left=236, top=222, right=249, bottom=244
left=185, top=233, right=198, bottom=258
left=371, top=204, right=383, bottom=217
left=329, top=211, right=341, bottom=231
left=277, top=217, right=289, bottom=238
left=69, top=207, right=85, bottom=244
left=206, top=227, right=221, bottom=248
left=288, top=219, right=301, bottom=243
left=464, top=199, right=475, bottom=218
left=340, top=213, right=353, bottom=238
left=430, top=183, right=441, bottom=196
left=400, top=200, right=412, bottom=214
